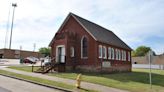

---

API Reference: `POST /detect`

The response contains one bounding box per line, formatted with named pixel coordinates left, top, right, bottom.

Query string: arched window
left=81, top=36, right=88, bottom=58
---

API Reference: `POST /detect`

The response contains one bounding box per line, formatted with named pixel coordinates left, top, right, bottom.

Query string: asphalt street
left=0, top=75, right=64, bottom=92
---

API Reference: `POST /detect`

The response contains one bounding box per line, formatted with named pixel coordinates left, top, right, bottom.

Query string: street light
left=9, top=3, right=17, bottom=49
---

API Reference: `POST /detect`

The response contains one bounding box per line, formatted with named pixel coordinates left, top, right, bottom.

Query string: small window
left=111, top=48, right=115, bottom=60
left=108, top=47, right=111, bottom=59
left=103, top=46, right=107, bottom=59
left=99, top=45, right=102, bottom=58
left=128, top=52, right=130, bottom=61
left=70, top=47, right=74, bottom=57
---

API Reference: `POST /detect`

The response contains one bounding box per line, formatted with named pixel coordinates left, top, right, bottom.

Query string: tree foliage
left=132, top=46, right=151, bottom=57
left=39, top=47, right=51, bottom=57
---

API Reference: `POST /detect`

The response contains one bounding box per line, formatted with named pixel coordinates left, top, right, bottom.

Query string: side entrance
left=56, top=45, right=66, bottom=72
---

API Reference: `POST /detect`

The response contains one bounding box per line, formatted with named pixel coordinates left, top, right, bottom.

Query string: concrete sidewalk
left=0, top=68, right=128, bottom=92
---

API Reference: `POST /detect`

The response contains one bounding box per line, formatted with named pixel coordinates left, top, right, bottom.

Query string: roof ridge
left=70, top=13, right=131, bottom=50
left=70, top=13, right=112, bottom=33
left=50, top=12, right=132, bottom=50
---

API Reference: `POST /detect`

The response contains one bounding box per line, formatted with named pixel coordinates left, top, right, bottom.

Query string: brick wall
left=0, top=49, right=43, bottom=59
left=50, top=16, right=132, bottom=73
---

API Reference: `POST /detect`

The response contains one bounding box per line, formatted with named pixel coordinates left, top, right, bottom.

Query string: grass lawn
left=9, top=66, right=164, bottom=92
left=0, top=69, right=97, bottom=92
left=8, top=66, right=40, bottom=72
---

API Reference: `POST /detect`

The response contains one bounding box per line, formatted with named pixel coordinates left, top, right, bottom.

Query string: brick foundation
left=65, top=64, right=131, bottom=73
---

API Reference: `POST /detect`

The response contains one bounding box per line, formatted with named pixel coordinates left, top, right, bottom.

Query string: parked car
left=23, top=56, right=39, bottom=64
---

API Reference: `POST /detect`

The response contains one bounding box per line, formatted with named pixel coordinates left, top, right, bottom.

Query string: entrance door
left=56, top=46, right=65, bottom=63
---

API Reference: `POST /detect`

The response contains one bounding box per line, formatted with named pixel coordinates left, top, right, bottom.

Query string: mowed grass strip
left=0, top=69, right=97, bottom=92
left=9, top=66, right=40, bottom=72
left=0, top=69, right=74, bottom=89
left=47, top=69, right=164, bottom=92
left=8, top=66, right=164, bottom=92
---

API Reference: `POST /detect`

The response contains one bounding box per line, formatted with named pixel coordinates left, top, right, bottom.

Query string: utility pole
left=4, top=4, right=11, bottom=48
left=149, top=50, right=153, bottom=89
left=9, top=3, right=17, bottom=49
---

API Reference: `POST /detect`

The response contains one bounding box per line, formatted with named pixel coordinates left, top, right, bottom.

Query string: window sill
left=81, top=57, right=88, bottom=59
left=99, top=57, right=102, bottom=59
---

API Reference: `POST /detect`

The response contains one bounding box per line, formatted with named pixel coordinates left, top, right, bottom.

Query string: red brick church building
left=49, top=13, right=132, bottom=73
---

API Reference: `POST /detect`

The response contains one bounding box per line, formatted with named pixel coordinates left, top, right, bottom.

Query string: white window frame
left=99, top=45, right=102, bottom=58
left=103, top=46, right=107, bottom=59
left=81, top=36, right=88, bottom=59
left=70, top=47, right=74, bottom=57
left=108, top=47, right=111, bottom=59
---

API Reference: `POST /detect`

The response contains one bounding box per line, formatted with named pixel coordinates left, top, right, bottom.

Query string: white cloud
left=0, top=0, right=164, bottom=54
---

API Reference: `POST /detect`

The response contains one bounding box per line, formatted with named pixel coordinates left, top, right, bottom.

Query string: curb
left=0, top=73, right=72, bottom=92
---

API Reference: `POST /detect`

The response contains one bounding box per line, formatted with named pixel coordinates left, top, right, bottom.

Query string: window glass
left=99, top=45, right=102, bottom=58
left=112, top=48, right=115, bottom=59
left=103, top=46, right=107, bottom=59
left=81, top=37, right=88, bottom=58
left=108, top=47, right=111, bottom=59
left=128, top=52, right=130, bottom=61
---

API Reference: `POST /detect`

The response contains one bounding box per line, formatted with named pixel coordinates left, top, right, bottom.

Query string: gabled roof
left=49, top=13, right=132, bottom=50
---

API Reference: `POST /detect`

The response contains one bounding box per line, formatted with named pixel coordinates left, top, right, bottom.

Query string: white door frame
left=56, top=45, right=65, bottom=63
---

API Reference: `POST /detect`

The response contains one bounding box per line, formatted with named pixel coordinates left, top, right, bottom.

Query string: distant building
left=0, top=48, right=43, bottom=59
left=132, top=54, right=164, bottom=64
left=49, top=13, right=132, bottom=73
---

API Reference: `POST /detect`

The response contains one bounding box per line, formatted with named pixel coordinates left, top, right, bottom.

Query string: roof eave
left=49, top=13, right=73, bottom=46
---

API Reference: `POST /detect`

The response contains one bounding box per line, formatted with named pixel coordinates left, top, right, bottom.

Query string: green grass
left=0, top=69, right=97, bottom=92
left=9, top=66, right=40, bottom=72
left=8, top=66, right=164, bottom=92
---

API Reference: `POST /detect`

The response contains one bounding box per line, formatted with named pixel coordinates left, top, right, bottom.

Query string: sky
left=0, top=0, right=164, bottom=54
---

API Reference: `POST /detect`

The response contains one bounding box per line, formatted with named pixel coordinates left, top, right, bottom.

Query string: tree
left=39, top=47, right=51, bottom=57
left=133, top=46, right=151, bottom=57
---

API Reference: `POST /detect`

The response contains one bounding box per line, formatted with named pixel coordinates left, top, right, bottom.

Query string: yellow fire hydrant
left=76, top=74, right=82, bottom=89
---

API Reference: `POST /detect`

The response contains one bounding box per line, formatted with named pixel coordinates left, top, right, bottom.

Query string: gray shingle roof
left=71, top=13, right=132, bottom=50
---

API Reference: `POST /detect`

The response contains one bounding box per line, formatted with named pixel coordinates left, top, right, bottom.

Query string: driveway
left=0, top=75, right=64, bottom=92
